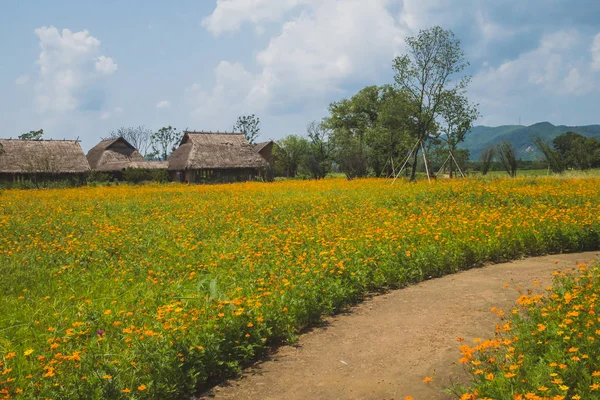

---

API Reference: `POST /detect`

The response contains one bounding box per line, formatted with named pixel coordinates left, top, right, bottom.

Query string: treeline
left=534, top=132, right=600, bottom=172
left=272, top=26, right=479, bottom=181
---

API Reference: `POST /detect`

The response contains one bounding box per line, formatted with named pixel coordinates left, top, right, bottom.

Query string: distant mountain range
left=459, top=122, right=600, bottom=161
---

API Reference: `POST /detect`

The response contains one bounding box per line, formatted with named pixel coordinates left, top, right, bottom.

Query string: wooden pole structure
left=449, top=150, right=466, bottom=178
left=437, top=154, right=451, bottom=176
left=421, top=141, right=431, bottom=184
left=392, top=140, right=420, bottom=185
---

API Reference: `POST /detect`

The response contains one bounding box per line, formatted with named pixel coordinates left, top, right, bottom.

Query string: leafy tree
left=273, top=135, right=310, bottom=178
left=234, top=114, right=260, bottom=144
left=552, top=131, right=600, bottom=170
left=19, top=129, right=44, bottom=141
left=103, top=126, right=153, bottom=156
left=304, top=121, right=331, bottom=179
left=533, top=137, right=565, bottom=173
left=392, top=26, right=472, bottom=181
left=496, top=140, right=518, bottom=177
left=367, top=86, right=413, bottom=177
left=324, top=86, right=380, bottom=178
left=439, top=91, right=479, bottom=177
left=479, top=146, right=495, bottom=175
left=151, top=126, right=182, bottom=161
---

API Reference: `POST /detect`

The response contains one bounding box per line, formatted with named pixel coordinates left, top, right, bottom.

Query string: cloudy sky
left=2, top=0, right=600, bottom=150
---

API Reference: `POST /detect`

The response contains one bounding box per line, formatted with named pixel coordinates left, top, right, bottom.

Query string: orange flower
left=422, top=376, right=433, bottom=383
left=138, top=384, right=147, bottom=391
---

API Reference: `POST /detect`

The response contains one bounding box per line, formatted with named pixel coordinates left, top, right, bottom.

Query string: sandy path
left=197, top=251, right=599, bottom=400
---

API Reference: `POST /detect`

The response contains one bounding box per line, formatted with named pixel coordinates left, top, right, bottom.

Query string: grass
left=1, top=177, right=600, bottom=399
left=457, top=262, right=600, bottom=399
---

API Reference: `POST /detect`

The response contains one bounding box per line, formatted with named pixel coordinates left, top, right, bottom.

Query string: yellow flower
left=24, top=349, right=34, bottom=356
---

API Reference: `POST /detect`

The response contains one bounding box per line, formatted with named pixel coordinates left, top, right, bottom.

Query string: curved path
left=198, top=252, right=599, bottom=400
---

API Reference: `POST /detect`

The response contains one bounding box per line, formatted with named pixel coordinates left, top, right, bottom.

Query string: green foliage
left=461, top=122, right=600, bottom=161
left=149, top=169, right=169, bottom=183
left=87, top=171, right=111, bottom=184
left=122, top=168, right=148, bottom=183
left=496, top=140, right=518, bottom=177
left=479, top=146, right=495, bottom=175
left=533, top=136, right=565, bottom=173
left=2, top=179, right=600, bottom=399
left=304, top=121, right=332, bottom=179
left=234, top=114, right=261, bottom=144
left=553, top=132, right=600, bottom=170
left=458, top=264, right=600, bottom=399
left=18, top=129, right=44, bottom=141
left=151, top=126, right=182, bottom=161
left=392, top=26, right=473, bottom=181
left=273, top=135, right=310, bottom=177
left=323, top=85, right=413, bottom=179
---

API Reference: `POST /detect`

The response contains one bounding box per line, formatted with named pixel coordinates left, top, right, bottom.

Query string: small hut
left=0, top=139, right=89, bottom=183
left=87, top=137, right=167, bottom=180
left=168, top=131, right=269, bottom=183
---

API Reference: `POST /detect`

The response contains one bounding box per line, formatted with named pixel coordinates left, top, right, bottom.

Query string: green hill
left=460, top=122, right=600, bottom=160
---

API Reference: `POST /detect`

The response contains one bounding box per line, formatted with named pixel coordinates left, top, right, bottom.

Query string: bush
left=149, top=169, right=169, bottom=183
left=122, top=168, right=148, bottom=183
left=87, top=171, right=111, bottom=184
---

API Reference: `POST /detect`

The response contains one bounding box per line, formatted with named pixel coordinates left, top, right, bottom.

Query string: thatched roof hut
left=0, top=139, right=89, bottom=181
left=254, top=141, right=274, bottom=165
left=168, top=131, right=269, bottom=183
left=87, top=137, right=146, bottom=171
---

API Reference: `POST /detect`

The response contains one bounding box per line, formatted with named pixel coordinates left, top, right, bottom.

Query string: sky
left=1, top=0, right=600, bottom=151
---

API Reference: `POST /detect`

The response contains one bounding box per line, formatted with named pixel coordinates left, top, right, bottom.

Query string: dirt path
left=198, top=252, right=599, bottom=400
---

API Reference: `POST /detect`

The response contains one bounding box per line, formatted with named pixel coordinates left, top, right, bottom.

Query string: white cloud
left=15, top=75, right=29, bottom=85
left=95, top=55, right=118, bottom=75
left=156, top=100, right=171, bottom=109
left=186, top=61, right=257, bottom=125
left=195, top=0, right=406, bottom=120
left=33, top=26, right=117, bottom=113
left=592, top=33, right=600, bottom=70
left=98, top=106, right=124, bottom=121
left=202, top=0, right=314, bottom=35
left=470, top=30, right=599, bottom=125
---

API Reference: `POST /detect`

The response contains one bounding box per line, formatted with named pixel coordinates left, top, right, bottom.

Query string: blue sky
left=1, top=0, right=600, bottom=151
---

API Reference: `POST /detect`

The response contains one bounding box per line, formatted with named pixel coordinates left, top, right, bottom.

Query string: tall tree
left=151, top=126, right=182, bottom=161
left=19, top=129, right=44, bottom=141
left=496, top=140, right=518, bottom=177
left=304, top=121, right=332, bottom=179
left=533, top=137, right=565, bottom=173
left=324, top=86, right=380, bottom=179
left=367, top=85, right=412, bottom=177
left=392, top=26, right=472, bottom=181
left=103, top=126, right=153, bottom=156
left=234, top=114, right=260, bottom=144
left=273, top=135, right=309, bottom=178
left=479, top=146, right=495, bottom=175
left=439, top=91, right=479, bottom=177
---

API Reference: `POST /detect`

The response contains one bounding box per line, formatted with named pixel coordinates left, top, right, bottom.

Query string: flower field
left=458, top=262, right=600, bottom=399
left=1, top=178, right=599, bottom=399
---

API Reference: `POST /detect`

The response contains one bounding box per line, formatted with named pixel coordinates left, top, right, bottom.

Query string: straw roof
left=87, top=137, right=145, bottom=170
left=95, top=161, right=168, bottom=172
left=254, top=141, right=273, bottom=154
left=168, top=131, right=269, bottom=171
left=0, top=139, right=90, bottom=174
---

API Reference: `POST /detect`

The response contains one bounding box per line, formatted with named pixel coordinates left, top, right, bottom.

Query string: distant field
left=1, top=178, right=600, bottom=399
left=470, top=168, right=600, bottom=178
